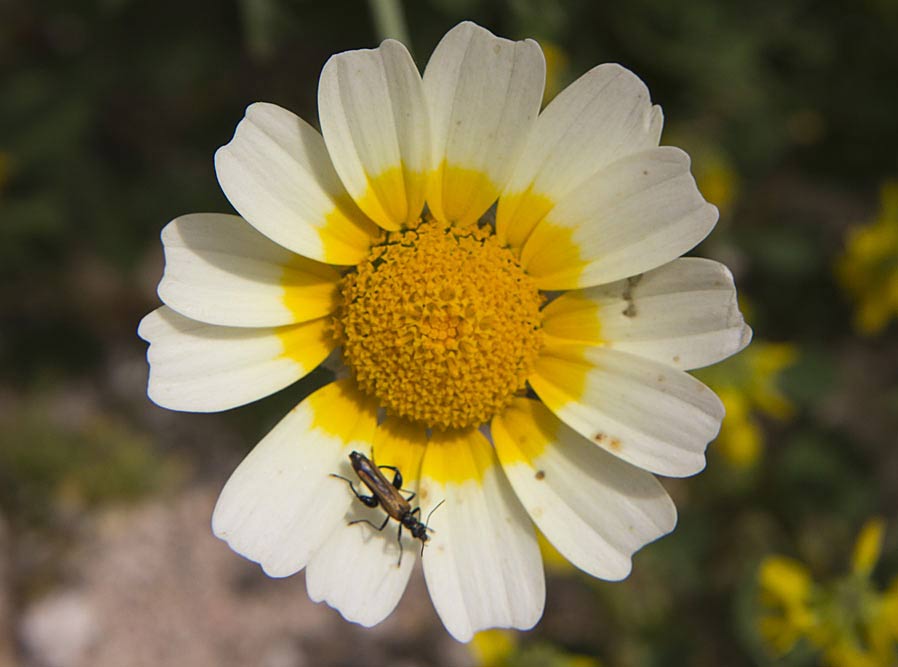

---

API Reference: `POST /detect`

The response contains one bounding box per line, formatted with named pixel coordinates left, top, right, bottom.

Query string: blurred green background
left=2, top=1, right=897, bottom=666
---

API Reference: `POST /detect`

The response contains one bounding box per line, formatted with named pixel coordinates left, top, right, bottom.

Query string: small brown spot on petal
left=620, top=274, right=642, bottom=318
left=673, top=355, right=681, bottom=364
left=610, top=438, right=622, bottom=450
left=594, top=432, right=607, bottom=443
left=535, top=470, right=546, bottom=480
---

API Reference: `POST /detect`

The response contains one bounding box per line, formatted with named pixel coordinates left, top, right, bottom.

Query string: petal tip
left=650, top=449, right=708, bottom=479
left=136, top=310, right=157, bottom=342
left=736, top=323, right=754, bottom=354
left=601, top=559, right=634, bottom=583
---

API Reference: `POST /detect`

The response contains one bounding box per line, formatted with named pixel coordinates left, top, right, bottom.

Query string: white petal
left=419, top=429, right=545, bottom=642
left=498, top=64, right=663, bottom=249
left=305, top=503, right=416, bottom=627
left=542, top=258, right=752, bottom=370
left=529, top=344, right=724, bottom=477
left=158, top=213, right=340, bottom=327
left=423, top=22, right=545, bottom=226
left=319, top=39, right=430, bottom=230
left=492, top=398, right=676, bottom=580
left=137, top=306, right=334, bottom=412
left=521, top=147, right=718, bottom=290
left=215, top=102, right=379, bottom=265
left=305, top=419, right=427, bottom=626
left=211, top=380, right=378, bottom=577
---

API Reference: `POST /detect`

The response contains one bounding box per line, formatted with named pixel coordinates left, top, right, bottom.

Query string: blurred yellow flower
left=757, top=555, right=817, bottom=654
left=852, top=518, right=886, bottom=578
left=876, top=582, right=898, bottom=657
left=698, top=340, right=797, bottom=468
left=757, top=519, right=898, bottom=666
left=747, top=343, right=798, bottom=420
left=470, top=628, right=601, bottom=667
left=836, top=180, right=898, bottom=335
left=715, top=388, right=763, bottom=468
left=471, top=629, right=517, bottom=667
left=693, top=151, right=739, bottom=215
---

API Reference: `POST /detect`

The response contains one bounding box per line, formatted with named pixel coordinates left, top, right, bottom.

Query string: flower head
left=138, top=22, right=750, bottom=641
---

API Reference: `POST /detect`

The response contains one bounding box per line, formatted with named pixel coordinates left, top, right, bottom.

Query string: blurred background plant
left=1, top=0, right=896, bottom=665
left=835, top=182, right=898, bottom=337
left=756, top=519, right=898, bottom=667
left=696, top=339, right=798, bottom=469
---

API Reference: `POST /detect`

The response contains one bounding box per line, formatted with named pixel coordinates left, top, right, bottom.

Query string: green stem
left=367, top=0, right=411, bottom=51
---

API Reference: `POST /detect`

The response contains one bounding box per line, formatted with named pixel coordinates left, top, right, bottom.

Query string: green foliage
left=0, top=400, right=182, bottom=527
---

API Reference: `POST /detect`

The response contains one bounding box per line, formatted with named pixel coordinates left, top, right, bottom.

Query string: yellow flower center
left=335, top=218, right=543, bottom=430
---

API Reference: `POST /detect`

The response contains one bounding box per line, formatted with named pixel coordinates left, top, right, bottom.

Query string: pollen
left=334, top=218, right=544, bottom=430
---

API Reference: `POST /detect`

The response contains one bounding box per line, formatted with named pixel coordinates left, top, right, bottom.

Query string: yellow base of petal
left=352, top=164, right=428, bottom=231
left=520, top=221, right=587, bottom=289
left=281, top=257, right=341, bottom=322
left=497, top=188, right=555, bottom=250
left=319, top=195, right=381, bottom=266
left=276, top=317, right=337, bottom=373
left=427, top=161, right=499, bottom=227
left=423, top=428, right=493, bottom=485
left=306, top=378, right=379, bottom=443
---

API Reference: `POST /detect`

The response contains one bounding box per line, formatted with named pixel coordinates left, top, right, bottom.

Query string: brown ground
left=9, top=489, right=474, bottom=667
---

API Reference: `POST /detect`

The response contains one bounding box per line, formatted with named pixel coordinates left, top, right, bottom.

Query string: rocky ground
left=7, top=489, right=474, bottom=667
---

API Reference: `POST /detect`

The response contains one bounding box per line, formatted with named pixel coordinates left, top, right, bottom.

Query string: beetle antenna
left=424, top=499, right=446, bottom=532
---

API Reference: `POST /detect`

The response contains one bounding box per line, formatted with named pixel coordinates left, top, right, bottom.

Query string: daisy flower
left=138, top=21, right=751, bottom=641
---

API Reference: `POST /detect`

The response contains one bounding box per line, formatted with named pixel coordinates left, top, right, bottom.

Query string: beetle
left=330, top=450, right=443, bottom=567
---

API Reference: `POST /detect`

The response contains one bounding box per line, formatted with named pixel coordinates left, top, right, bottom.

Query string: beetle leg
left=377, top=464, right=403, bottom=490
left=330, top=473, right=379, bottom=507
left=396, top=524, right=404, bottom=568
left=349, top=514, right=391, bottom=532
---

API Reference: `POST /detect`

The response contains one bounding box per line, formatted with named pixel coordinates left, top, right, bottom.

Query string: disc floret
left=335, top=219, right=544, bottom=430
